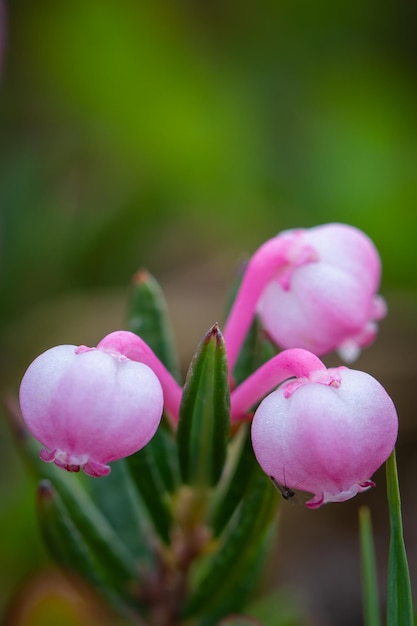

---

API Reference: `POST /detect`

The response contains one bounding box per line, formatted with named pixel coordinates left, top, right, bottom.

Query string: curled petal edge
left=305, top=480, right=376, bottom=509
left=40, top=448, right=111, bottom=477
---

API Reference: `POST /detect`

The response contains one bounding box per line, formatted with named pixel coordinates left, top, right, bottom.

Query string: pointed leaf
left=58, top=480, right=140, bottom=590
left=145, top=418, right=181, bottom=494
left=37, top=480, right=137, bottom=617
left=209, top=424, right=258, bottom=537
left=386, top=449, right=413, bottom=626
left=37, top=480, right=102, bottom=584
left=126, top=424, right=175, bottom=545
left=197, top=533, right=272, bottom=626
left=182, top=465, right=279, bottom=619
left=83, top=458, right=156, bottom=565
left=177, top=324, right=230, bottom=487
left=126, top=269, right=180, bottom=380
left=359, top=506, right=381, bottom=626
left=8, top=404, right=145, bottom=588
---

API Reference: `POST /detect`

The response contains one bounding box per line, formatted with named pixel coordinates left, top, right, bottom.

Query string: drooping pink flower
left=249, top=361, right=398, bottom=508
left=19, top=332, right=177, bottom=477
left=224, top=223, right=386, bottom=372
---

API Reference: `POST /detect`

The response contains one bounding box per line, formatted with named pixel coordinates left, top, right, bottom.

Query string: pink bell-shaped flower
left=224, top=223, right=386, bottom=371
left=19, top=340, right=165, bottom=477
left=257, top=224, right=386, bottom=361
left=251, top=365, right=398, bottom=508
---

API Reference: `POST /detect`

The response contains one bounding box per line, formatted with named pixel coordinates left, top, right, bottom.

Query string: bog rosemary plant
left=10, top=223, right=412, bottom=625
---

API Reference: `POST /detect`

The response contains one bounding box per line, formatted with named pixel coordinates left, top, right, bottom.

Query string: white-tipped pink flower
left=249, top=359, right=398, bottom=508
left=19, top=331, right=182, bottom=477
left=224, top=223, right=386, bottom=370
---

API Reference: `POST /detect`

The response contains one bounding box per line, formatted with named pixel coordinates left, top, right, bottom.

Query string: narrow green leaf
left=359, top=506, right=381, bottom=626
left=145, top=419, right=181, bottom=494
left=37, top=479, right=102, bottom=583
left=177, top=324, right=230, bottom=487
left=126, top=427, right=174, bottom=544
left=83, top=458, right=156, bottom=565
left=209, top=424, right=258, bottom=536
left=386, top=449, right=413, bottom=626
left=9, top=408, right=143, bottom=587
left=197, top=531, right=272, bottom=626
left=48, top=474, right=140, bottom=587
left=126, top=269, right=180, bottom=380
left=37, top=480, right=136, bottom=617
left=182, top=465, right=279, bottom=619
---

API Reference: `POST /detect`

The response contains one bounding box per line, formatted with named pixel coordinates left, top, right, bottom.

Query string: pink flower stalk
left=230, top=348, right=332, bottom=421
left=223, top=223, right=386, bottom=372
left=95, top=331, right=182, bottom=422
left=19, top=331, right=182, bottom=476
left=244, top=351, right=398, bottom=508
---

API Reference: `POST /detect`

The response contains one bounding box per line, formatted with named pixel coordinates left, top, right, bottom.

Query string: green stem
left=385, top=449, right=413, bottom=626
left=359, top=506, right=381, bottom=626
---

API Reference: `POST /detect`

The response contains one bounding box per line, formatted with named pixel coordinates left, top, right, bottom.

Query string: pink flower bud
left=251, top=367, right=398, bottom=508
left=19, top=342, right=164, bottom=477
left=257, top=224, right=385, bottom=361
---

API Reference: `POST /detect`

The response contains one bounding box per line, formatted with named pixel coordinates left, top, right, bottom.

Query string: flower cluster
left=19, top=223, right=398, bottom=507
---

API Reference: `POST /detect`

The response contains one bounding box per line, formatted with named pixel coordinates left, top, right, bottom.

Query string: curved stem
left=96, top=331, right=183, bottom=425
left=230, top=348, right=327, bottom=421
left=223, top=231, right=317, bottom=374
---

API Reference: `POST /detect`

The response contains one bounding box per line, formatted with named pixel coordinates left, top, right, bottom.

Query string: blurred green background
left=1, top=1, right=417, bottom=624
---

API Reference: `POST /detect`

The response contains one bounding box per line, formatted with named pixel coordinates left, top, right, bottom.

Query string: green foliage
left=209, top=424, right=258, bottom=537
left=10, top=416, right=148, bottom=615
left=2, top=2, right=415, bottom=622
left=126, top=269, right=180, bottom=381
left=358, top=455, right=415, bottom=626
left=177, top=324, right=230, bottom=488
left=37, top=480, right=104, bottom=587
left=182, top=466, right=279, bottom=621
left=124, top=269, right=182, bottom=542
left=125, top=426, right=175, bottom=544
left=386, top=450, right=413, bottom=626
left=8, top=275, right=285, bottom=624
left=359, top=506, right=381, bottom=626
left=83, top=458, right=157, bottom=564
left=5, top=227, right=412, bottom=625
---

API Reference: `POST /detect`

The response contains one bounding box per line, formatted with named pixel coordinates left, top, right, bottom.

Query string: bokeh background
left=1, top=1, right=417, bottom=624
